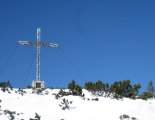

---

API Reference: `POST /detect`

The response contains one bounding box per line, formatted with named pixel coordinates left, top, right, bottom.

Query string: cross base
left=32, top=80, right=45, bottom=89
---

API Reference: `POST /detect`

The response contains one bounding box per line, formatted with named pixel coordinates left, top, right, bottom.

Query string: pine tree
left=147, top=80, right=154, bottom=98
left=68, top=80, right=82, bottom=96
left=95, top=80, right=105, bottom=92
left=84, top=81, right=95, bottom=92
left=130, top=83, right=141, bottom=99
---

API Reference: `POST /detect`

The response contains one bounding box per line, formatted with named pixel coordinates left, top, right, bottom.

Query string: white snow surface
left=0, top=88, right=155, bottom=120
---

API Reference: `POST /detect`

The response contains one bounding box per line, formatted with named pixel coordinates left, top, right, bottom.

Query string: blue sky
left=0, top=0, right=155, bottom=91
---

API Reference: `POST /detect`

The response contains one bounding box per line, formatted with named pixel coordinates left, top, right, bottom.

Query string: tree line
left=68, top=80, right=155, bottom=100
left=0, top=79, right=154, bottom=100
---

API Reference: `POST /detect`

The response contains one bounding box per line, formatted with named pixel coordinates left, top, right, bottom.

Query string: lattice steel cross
left=18, top=28, right=58, bottom=88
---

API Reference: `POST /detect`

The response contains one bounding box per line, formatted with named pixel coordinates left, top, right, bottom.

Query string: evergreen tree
left=68, top=80, right=76, bottom=92
left=68, top=80, right=82, bottom=96
left=110, top=81, right=123, bottom=98
left=139, top=91, right=152, bottom=100
left=95, top=80, right=105, bottom=92
left=84, top=81, right=95, bottom=92
left=84, top=80, right=106, bottom=96
left=147, top=80, right=154, bottom=98
left=131, top=83, right=141, bottom=99
left=122, top=80, right=132, bottom=97
left=105, top=83, right=110, bottom=93
left=110, top=80, right=133, bottom=98
left=0, top=80, right=12, bottom=92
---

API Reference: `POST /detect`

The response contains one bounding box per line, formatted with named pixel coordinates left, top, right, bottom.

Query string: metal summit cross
left=18, top=28, right=58, bottom=88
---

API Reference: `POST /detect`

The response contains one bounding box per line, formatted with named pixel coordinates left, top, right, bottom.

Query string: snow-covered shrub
left=32, top=88, right=44, bottom=95
left=59, top=98, right=73, bottom=110
left=36, top=89, right=44, bottom=94
left=131, top=117, right=137, bottom=120
left=3, top=110, right=16, bottom=120
left=35, top=113, right=41, bottom=120
left=119, top=114, right=137, bottom=120
left=0, top=99, right=2, bottom=111
left=54, top=93, right=61, bottom=99
left=58, top=89, right=69, bottom=96
left=54, top=89, right=69, bottom=99
left=17, top=89, right=26, bottom=96
left=43, top=90, right=49, bottom=95
left=92, top=98, right=99, bottom=101
left=0, top=81, right=12, bottom=92
left=119, top=114, right=130, bottom=120
left=30, top=113, right=41, bottom=120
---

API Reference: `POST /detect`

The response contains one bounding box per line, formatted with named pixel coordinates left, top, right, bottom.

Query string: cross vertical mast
left=36, top=28, right=41, bottom=82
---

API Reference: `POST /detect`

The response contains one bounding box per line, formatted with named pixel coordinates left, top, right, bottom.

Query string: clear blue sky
left=0, top=0, right=155, bottom=91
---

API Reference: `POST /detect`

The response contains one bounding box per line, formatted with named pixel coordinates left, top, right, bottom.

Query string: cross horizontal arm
left=18, top=41, right=58, bottom=48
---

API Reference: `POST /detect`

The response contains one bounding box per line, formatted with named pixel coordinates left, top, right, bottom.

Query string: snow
left=0, top=88, right=155, bottom=120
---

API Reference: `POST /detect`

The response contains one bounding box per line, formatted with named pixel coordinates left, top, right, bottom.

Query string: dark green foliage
left=110, top=80, right=132, bottom=98
left=0, top=80, right=12, bottom=88
left=67, top=80, right=154, bottom=100
left=68, top=80, right=82, bottom=96
left=36, top=89, right=44, bottom=94
left=94, top=80, right=105, bottom=96
left=26, top=85, right=32, bottom=89
left=147, top=80, right=154, bottom=98
left=0, top=81, right=12, bottom=92
left=139, top=92, right=152, bottom=100
left=110, top=80, right=141, bottom=99
left=68, top=80, right=76, bottom=90
left=130, top=83, right=141, bottom=99
left=84, top=81, right=96, bottom=92
left=55, top=89, right=69, bottom=99
left=84, top=80, right=141, bottom=99
left=95, top=80, right=105, bottom=92
left=105, top=83, right=110, bottom=93
left=58, top=89, right=68, bottom=96
left=138, top=81, right=155, bottom=100
left=85, top=80, right=105, bottom=92
left=84, top=80, right=107, bottom=96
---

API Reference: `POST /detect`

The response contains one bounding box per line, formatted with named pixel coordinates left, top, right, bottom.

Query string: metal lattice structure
left=18, top=28, right=58, bottom=88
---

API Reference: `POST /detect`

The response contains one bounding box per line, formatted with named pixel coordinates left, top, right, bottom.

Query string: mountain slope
left=0, top=88, right=155, bottom=120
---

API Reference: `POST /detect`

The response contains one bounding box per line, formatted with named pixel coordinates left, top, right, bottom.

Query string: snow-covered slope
left=0, top=88, right=155, bottom=120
